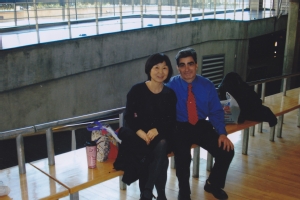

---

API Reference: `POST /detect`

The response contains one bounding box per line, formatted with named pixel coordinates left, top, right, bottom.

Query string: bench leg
left=70, top=192, right=79, bottom=200
left=269, top=126, right=276, bottom=141
left=170, top=156, right=175, bottom=169
left=206, top=153, right=213, bottom=171
left=242, top=128, right=249, bottom=155
left=192, top=146, right=200, bottom=178
left=250, top=125, right=255, bottom=136
left=297, top=108, right=300, bottom=127
left=276, top=115, right=284, bottom=138
left=119, top=176, right=126, bottom=190
left=258, top=123, right=263, bottom=133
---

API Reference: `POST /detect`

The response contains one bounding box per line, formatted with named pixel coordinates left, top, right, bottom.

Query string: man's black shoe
left=177, top=193, right=191, bottom=200
left=204, top=180, right=228, bottom=200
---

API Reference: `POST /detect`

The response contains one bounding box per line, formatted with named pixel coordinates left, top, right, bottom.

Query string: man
left=166, top=48, right=234, bottom=200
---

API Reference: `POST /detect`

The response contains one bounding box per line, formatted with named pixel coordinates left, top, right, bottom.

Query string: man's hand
left=218, top=134, right=234, bottom=151
left=136, top=130, right=151, bottom=145
left=147, top=128, right=159, bottom=141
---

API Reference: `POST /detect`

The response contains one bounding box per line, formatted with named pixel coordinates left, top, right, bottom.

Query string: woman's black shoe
left=140, top=190, right=157, bottom=200
left=204, top=179, right=228, bottom=200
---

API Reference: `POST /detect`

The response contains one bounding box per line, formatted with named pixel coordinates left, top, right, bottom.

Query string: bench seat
left=30, top=147, right=124, bottom=199
left=0, top=163, right=69, bottom=200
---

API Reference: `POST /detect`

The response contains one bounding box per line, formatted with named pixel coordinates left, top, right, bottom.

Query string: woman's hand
left=147, top=128, right=159, bottom=141
left=136, top=130, right=151, bottom=145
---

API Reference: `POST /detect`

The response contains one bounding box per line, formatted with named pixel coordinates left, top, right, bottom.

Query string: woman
left=124, top=53, right=177, bottom=200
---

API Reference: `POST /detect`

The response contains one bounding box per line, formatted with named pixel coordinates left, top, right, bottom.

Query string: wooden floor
left=60, top=110, right=300, bottom=200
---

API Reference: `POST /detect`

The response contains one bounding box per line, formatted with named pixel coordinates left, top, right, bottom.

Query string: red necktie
left=187, top=84, right=198, bottom=125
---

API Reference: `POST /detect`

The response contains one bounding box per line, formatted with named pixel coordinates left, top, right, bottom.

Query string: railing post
left=189, top=0, right=192, bottom=21
left=258, top=82, right=266, bottom=133
left=242, top=0, right=244, bottom=20
left=159, top=0, right=162, bottom=25
left=67, top=0, right=72, bottom=39
left=46, top=128, right=55, bottom=165
left=224, top=0, right=227, bottom=19
left=118, top=112, right=127, bottom=190
left=95, top=0, right=99, bottom=34
left=140, top=0, right=143, bottom=28
left=75, top=0, right=78, bottom=20
left=100, top=0, right=103, bottom=17
left=14, top=3, right=17, bottom=26
left=250, top=84, right=259, bottom=136
left=175, top=0, right=178, bottom=23
left=71, top=130, right=76, bottom=150
left=202, top=0, right=205, bottom=19
left=282, top=77, right=287, bottom=96
left=214, top=0, right=216, bottom=18
left=119, top=0, right=123, bottom=31
left=132, top=0, right=134, bottom=13
left=16, top=134, right=26, bottom=174
left=33, top=0, right=40, bottom=43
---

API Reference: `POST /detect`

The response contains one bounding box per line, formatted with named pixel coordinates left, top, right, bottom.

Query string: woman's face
left=150, top=61, right=169, bottom=83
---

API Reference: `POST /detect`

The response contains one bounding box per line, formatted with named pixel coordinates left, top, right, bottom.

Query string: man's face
left=177, top=56, right=198, bottom=83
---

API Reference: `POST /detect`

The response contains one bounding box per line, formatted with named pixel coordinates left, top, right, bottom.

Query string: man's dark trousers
left=172, top=119, right=235, bottom=196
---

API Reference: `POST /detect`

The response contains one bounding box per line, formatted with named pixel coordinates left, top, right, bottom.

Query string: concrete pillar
left=282, top=0, right=299, bottom=89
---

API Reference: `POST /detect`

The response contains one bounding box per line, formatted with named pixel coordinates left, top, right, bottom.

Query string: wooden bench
left=29, top=87, right=300, bottom=200
left=0, top=163, right=69, bottom=200
left=29, top=147, right=124, bottom=200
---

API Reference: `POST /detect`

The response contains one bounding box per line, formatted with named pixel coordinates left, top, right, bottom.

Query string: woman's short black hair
left=145, top=53, right=173, bottom=83
left=175, top=48, right=197, bottom=65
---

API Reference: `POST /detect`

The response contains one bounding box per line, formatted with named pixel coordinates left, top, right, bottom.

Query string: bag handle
left=87, top=121, right=106, bottom=131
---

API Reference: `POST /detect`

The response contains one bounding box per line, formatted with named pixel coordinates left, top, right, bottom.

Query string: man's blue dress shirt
left=166, top=75, right=227, bottom=135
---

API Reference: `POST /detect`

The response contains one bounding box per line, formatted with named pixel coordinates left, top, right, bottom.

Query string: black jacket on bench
left=113, top=126, right=151, bottom=185
left=218, top=72, right=277, bottom=127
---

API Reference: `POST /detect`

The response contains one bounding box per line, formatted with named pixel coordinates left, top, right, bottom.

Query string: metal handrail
left=0, top=107, right=125, bottom=140
left=1, top=72, right=300, bottom=174
left=247, top=72, right=300, bottom=86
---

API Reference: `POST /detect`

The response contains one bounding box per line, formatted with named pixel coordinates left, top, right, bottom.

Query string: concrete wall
left=0, top=16, right=287, bottom=131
